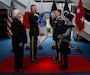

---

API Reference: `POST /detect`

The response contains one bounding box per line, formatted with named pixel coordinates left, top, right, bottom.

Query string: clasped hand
left=19, top=42, right=23, bottom=47
left=57, top=35, right=60, bottom=41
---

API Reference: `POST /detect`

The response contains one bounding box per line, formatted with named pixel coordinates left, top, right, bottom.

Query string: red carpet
left=0, top=56, right=90, bottom=73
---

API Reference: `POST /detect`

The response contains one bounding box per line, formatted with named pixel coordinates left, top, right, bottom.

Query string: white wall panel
left=0, top=0, right=11, bottom=6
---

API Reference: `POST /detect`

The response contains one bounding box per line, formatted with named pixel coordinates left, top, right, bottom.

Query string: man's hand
left=19, top=42, right=23, bottom=47
left=57, top=35, right=60, bottom=41
left=69, top=41, right=72, bottom=47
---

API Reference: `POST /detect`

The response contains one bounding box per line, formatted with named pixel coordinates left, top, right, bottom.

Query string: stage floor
left=0, top=37, right=90, bottom=75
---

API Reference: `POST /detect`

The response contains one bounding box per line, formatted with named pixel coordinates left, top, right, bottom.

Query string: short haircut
left=30, top=4, right=36, bottom=10
left=57, top=9, right=61, bottom=14
left=12, top=9, right=21, bottom=17
left=65, top=14, right=74, bottom=21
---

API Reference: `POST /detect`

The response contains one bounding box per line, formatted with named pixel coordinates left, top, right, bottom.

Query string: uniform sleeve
left=50, top=20, right=55, bottom=28
left=72, top=26, right=78, bottom=39
left=11, top=20, right=19, bottom=40
left=12, top=20, right=23, bottom=43
left=60, top=28, right=72, bottom=39
left=57, top=20, right=65, bottom=35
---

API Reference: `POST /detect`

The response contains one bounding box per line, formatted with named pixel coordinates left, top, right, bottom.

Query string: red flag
left=23, top=12, right=30, bottom=29
left=75, top=0, right=85, bottom=33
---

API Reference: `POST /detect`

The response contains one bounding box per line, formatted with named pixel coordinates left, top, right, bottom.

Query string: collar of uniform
left=65, top=21, right=72, bottom=25
left=31, top=12, right=38, bottom=14
left=13, top=17, right=20, bottom=21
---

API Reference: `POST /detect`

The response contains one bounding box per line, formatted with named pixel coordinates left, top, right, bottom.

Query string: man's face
left=55, top=10, right=61, bottom=17
left=31, top=5, right=37, bottom=13
left=17, top=12, right=22, bottom=18
left=65, top=17, right=69, bottom=22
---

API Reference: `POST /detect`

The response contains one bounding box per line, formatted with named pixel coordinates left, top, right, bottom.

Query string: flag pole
left=38, top=0, right=48, bottom=49
left=24, top=0, right=31, bottom=50
left=77, top=33, right=80, bottom=42
left=74, top=0, right=85, bottom=52
left=37, top=0, right=43, bottom=49
left=75, top=32, right=81, bottom=52
left=50, top=0, right=57, bottom=49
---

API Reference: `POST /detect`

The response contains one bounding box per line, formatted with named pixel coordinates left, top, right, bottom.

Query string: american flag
left=7, top=0, right=15, bottom=38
